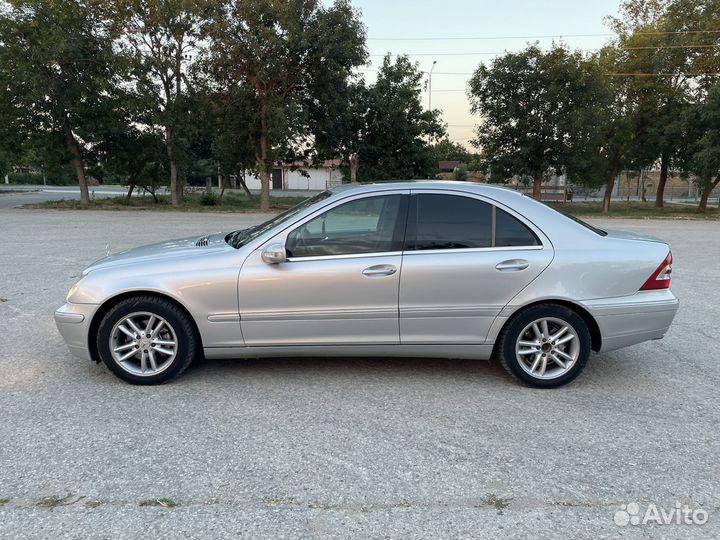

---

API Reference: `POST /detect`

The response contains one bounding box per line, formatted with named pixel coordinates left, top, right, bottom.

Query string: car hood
left=83, top=232, right=232, bottom=274
left=602, top=228, right=666, bottom=244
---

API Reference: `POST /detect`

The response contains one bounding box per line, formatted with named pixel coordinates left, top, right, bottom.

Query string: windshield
left=225, top=191, right=332, bottom=248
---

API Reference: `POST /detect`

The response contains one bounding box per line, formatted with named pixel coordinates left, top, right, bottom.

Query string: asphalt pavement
left=0, top=207, right=718, bottom=539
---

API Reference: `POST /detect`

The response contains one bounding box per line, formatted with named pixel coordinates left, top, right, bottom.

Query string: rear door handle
left=495, top=259, right=529, bottom=272
left=362, top=264, right=397, bottom=277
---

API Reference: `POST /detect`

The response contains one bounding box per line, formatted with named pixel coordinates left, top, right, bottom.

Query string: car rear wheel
left=97, top=296, right=199, bottom=385
left=497, top=304, right=591, bottom=388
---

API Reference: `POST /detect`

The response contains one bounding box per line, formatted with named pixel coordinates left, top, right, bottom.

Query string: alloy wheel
left=109, top=311, right=178, bottom=376
left=515, top=317, right=580, bottom=380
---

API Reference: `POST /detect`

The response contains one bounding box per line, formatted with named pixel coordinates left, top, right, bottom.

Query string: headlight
left=66, top=277, right=85, bottom=302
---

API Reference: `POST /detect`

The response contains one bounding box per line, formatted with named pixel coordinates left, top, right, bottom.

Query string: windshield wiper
left=226, top=226, right=258, bottom=248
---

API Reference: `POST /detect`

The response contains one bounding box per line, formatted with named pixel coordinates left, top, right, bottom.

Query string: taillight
left=640, top=251, right=673, bottom=290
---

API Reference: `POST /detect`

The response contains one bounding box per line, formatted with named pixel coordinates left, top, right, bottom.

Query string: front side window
left=286, top=194, right=404, bottom=258
left=407, top=193, right=540, bottom=250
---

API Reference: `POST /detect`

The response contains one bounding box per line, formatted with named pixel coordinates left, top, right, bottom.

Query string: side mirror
left=261, top=242, right=287, bottom=264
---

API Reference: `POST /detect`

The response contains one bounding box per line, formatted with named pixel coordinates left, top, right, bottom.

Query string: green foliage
left=679, top=83, right=720, bottom=209
left=346, top=55, right=446, bottom=182
left=606, top=0, right=720, bottom=205
left=453, top=165, right=469, bottom=182
left=98, top=128, right=167, bottom=191
left=0, top=0, right=126, bottom=200
left=199, top=190, right=219, bottom=206
left=468, top=45, right=608, bottom=190
left=431, top=138, right=473, bottom=165
left=203, top=0, right=367, bottom=209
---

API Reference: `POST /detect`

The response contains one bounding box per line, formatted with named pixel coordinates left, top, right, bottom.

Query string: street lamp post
left=428, top=60, right=437, bottom=110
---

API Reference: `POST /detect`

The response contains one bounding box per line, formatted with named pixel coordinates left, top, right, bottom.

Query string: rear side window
left=410, top=194, right=493, bottom=250
left=406, top=193, right=540, bottom=250
left=495, top=207, right=540, bottom=247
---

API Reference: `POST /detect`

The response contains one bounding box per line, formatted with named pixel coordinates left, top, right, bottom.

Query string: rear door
left=399, top=190, right=553, bottom=344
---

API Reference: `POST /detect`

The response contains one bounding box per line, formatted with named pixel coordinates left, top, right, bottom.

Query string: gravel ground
left=0, top=208, right=718, bottom=540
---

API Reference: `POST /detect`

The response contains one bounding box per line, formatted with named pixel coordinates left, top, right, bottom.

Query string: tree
left=681, top=84, right=720, bottom=212
left=0, top=0, right=122, bottom=207
left=204, top=0, right=366, bottom=211
left=201, top=86, right=257, bottom=199
left=585, top=47, right=646, bottom=212
left=112, top=0, right=207, bottom=207
left=99, top=128, right=167, bottom=199
left=607, top=0, right=720, bottom=208
left=330, top=55, right=445, bottom=183
left=468, top=45, right=607, bottom=199
left=311, top=78, right=368, bottom=183
left=431, top=138, right=473, bottom=165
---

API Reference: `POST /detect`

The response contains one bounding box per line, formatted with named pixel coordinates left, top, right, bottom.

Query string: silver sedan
left=55, top=182, right=679, bottom=387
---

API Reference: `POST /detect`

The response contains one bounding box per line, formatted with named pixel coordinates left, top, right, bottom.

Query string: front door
left=399, top=191, right=553, bottom=344
left=272, top=168, right=283, bottom=190
left=238, top=191, right=409, bottom=346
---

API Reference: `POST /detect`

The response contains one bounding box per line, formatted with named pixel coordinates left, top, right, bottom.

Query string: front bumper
left=581, top=289, right=679, bottom=353
left=54, top=302, right=100, bottom=361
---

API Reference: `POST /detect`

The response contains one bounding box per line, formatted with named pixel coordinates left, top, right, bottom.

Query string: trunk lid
left=602, top=228, right=667, bottom=244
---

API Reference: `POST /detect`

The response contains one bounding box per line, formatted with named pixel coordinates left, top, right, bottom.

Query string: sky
left=348, top=0, right=624, bottom=147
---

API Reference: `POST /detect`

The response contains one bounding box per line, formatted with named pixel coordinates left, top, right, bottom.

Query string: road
left=0, top=207, right=718, bottom=539
left=0, top=185, right=321, bottom=209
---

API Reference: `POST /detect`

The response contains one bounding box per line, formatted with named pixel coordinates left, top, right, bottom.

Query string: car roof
left=329, top=180, right=524, bottom=200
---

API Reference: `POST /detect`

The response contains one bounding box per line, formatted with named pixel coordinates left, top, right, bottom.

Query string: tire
left=96, top=295, right=199, bottom=385
left=497, top=303, right=591, bottom=388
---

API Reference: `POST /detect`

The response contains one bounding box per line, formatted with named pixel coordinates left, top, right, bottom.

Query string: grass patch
left=21, top=191, right=310, bottom=212
left=34, top=494, right=83, bottom=508
left=477, top=493, right=512, bottom=514
left=549, top=200, right=720, bottom=220
left=139, top=498, right=178, bottom=508
left=0, top=498, right=10, bottom=506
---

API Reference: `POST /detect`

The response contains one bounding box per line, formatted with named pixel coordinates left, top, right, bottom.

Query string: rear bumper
left=581, top=290, right=679, bottom=353
left=54, top=302, right=100, bottom=361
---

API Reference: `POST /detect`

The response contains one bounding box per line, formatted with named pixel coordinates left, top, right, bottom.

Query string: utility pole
left=428, top=60, right=437, bottom=110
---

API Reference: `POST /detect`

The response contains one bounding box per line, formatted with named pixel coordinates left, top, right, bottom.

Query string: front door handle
left=362, top=264, right=397, bottom=277
left=495, top=259, right=529, bottom=272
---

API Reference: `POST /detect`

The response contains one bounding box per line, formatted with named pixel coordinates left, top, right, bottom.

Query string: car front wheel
left=96, top=296, right=199, bottom=385
left=497, top=304, right=591, bottom=388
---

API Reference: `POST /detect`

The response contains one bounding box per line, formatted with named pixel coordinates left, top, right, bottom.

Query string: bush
left=453, top=164, right=468, bottom=181
left=199, top=191, right=219, bottom=206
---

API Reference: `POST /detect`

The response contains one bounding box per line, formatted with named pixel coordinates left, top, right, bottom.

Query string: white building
left=244, top=159, right=344, bottom=191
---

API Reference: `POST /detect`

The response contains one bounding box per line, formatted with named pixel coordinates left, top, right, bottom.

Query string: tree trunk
left=602, top=170, right=618, bottom=213
left=257, top=103, right=270, bottom=212
left=258, top=165, right=270, bottom=212
left=698, top=175, right=720, bottom=213
left=126, top=181, right=135, bottom=200
left=236, top=170, right=254, bottom=200
left=218, top=174, right=229, bottom=201
left=349, top=153, right=359, bottom=183
left=62, top=117, right=90, bottom=209
left=640, top=169, right=647, bottom=202
left=532, top=176, right=542, bottom=199
left=655, top=151, right=668, bottom=208
left=165, top=126, right=180, bottom=207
